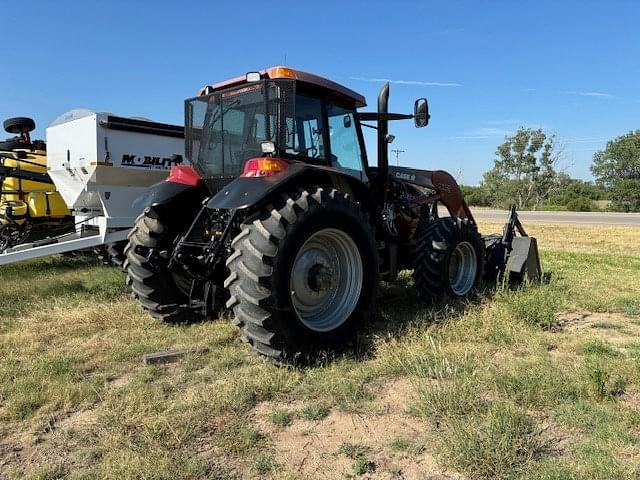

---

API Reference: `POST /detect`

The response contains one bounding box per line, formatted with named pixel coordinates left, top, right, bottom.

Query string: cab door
left=326, top=103, right=368, bottom=182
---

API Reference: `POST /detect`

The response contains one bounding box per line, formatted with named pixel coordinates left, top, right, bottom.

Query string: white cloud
left=566, top=91, right=613, bottom=98
left=469, top=127, right=510, bottom=137
left=350, top=76, right=462, bottom=87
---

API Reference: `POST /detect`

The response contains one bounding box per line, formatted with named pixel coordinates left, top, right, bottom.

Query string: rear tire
left=225, top=187, right=378, bottom=363
left=413, top=216, right=484, bottom=301
left=126, top=209, right=204, bottom=323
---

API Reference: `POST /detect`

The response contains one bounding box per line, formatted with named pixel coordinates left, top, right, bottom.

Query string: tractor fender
left=132, top=180, right=208, bottom=214
left=206, top=163, right=374, bottom=211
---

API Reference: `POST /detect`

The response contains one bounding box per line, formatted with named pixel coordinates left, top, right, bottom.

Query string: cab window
left=327, top=103, right=364, bottom=177
left=286, top=95, right=326, bottom=159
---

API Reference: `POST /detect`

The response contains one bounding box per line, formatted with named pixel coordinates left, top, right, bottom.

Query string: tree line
left=463, top=128, right=640, bottom=212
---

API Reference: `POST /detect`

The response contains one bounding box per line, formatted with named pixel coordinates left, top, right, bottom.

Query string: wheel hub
left=448, top=241, right=478, bottom=296
left=290, top=228, right=363, bottom=332
left=307, top=263, right=336, bottom=293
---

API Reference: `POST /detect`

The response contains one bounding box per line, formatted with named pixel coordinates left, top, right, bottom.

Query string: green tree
left=461, top=185, right=492, bottom=207
left=591, top=130, right=640, bottom=212
left=482, top=128, right=563, bottom=209
left=546, top=178, right=604, bottom=212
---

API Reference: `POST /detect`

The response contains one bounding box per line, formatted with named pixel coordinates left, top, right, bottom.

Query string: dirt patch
left=0, top=434, right=33, bottom=479
left=0, top=409, right=98, bottom=478
left=554, top=311, right=640, bottom=346
left=46, top=408, right=98, bottom=435
left=251, top=378, right=462, bottom=479
left=529, top=410, right=583, bottom=456
left=108, top=374, right=133, bottom=389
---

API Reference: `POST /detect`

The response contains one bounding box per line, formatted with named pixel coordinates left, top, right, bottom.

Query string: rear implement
left=0, top=111, right=187, bottom=266
left=0, top=117, right=73, bottom=252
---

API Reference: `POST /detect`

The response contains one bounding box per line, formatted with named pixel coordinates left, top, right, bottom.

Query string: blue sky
left=2, top=1, right=638, bottom=184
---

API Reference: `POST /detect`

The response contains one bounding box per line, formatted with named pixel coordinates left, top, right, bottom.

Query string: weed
left=338, top=442, right=370, bottom=460
left=494, top=359, right=584, bottom=407
left=352, top=457, right=376, bottom=475
left=499, top=284, right=563, bottom=330
left=388, top=436, right=423, bottom=455
left=590, top=322, right=623, bottom=330
left=299, top=403, right=329, bottom=421
left=338, top=442, right=376, bottom=476
left=442, top=403, right=548, bottom=479
left=411, top=361, right=483, bottom=419
left=588, top=363, right=610, bottom=400
left=269, top=408, right=293, bottom=427
left=254, top=453, right=279, bottom=475
left=571, top=442, right=629, bottom=479
left=25, top=463, right=67, bottom=480
left=219, top=424, right=264, bottom=454
left=555, top=400, right=638, bottom=445
left=581, top=339, right=620, bottom=357
left=618, top=298, right=640, bottom=317
left=519, top=458, right=580, bottom=480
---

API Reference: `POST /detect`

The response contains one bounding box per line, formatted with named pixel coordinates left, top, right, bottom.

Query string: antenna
left=391, top=149, right=405, bottom=166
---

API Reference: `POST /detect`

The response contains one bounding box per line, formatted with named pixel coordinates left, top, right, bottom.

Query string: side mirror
left=414, top=98, right=429, bottom=128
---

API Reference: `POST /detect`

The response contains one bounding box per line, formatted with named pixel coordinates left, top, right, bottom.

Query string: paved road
left=470, top=209, right=640, bottom=226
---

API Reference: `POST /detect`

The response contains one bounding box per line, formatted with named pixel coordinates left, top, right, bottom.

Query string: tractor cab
left=183, top=66, right=427, bottom=193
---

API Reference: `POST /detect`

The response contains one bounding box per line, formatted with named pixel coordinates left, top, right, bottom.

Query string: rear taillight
left=241, top=157, right=289, bottom=177
left=166, top=165, right=203, bottom=186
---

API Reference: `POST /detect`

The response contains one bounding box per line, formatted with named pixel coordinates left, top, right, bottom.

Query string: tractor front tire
left=225, top=187, right=378, bottom=363
left=126, top=209, right=202, bottom=323
left=413, top=216, right=484, bottom=301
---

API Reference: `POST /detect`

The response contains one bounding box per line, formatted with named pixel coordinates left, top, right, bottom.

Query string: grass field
left=1, top=222, right=640, bottom=479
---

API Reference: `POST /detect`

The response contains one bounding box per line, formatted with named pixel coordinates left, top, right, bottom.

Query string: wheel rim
left=290, top=228, right=363, bottom=332
left=448, top=241, right=478, bottom=296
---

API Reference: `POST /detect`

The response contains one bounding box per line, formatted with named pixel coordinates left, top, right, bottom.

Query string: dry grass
left=1, top=224, right=639, bottom=479
left=478, top=221, right=640, bottom=258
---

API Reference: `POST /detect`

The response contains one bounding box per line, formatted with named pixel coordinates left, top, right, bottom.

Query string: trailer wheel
left=413, top=216, right=483, bottom=301
left=225, top=187, right=378, bottom=363
left=126, top=210, right=203, bottom=323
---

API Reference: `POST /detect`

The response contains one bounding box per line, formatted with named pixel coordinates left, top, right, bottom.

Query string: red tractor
left=125, top=67, right=540, bottom=363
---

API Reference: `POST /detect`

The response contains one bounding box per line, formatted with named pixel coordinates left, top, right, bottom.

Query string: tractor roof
left=198, top=66, right=367, bottom=108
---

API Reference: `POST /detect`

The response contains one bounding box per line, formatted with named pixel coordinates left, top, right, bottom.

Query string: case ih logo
left=121, top=154, right=183, bottom=169
left=395, top=171, right=416, bottom=182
